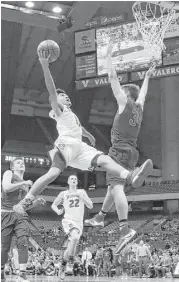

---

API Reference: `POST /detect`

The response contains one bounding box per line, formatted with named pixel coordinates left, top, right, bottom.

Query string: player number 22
left=69, top=199, right=80, bottom=208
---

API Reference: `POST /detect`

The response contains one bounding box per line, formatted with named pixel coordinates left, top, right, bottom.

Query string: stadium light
left=53, top=6, right=62, bottom=13
left=25, top=1, right=34, bottom=8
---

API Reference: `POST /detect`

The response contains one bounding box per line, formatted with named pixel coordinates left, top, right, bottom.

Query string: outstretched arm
left=136, top=65, right=156, bottom=109
left=107, top=40, right=127, bottom=110
left=38, top=51, right=63, bottom=117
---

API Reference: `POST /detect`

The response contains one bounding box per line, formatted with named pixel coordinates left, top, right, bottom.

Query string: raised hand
left=106, top=39, right=114, bottom=58
left=38, top=50, right=51, bottom=69
left=145, top=64, right=156, bottom=78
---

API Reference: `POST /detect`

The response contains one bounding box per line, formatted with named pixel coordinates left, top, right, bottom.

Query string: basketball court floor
left=5, top=276, right=178, bottom=282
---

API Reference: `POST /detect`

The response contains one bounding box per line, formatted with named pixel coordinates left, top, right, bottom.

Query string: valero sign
left=131, top=65, right=179, bottom=81
left=76, top=65, right=179, bottom=89
left=76, top=73, right=128, bottom=90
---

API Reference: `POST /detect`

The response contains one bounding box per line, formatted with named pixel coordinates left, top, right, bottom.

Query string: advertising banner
left=76, top=73, right=128, bottom=90
left=84, top=13, right=126, bottom=29
left=131, top=65, right=179, bottom=81
left=76, top=54, right=96, bottom=79
left=75, top=29, right=96, bottom=54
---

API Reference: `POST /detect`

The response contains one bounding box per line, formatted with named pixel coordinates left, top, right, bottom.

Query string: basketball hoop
left=132, top=1, right=176, bottom=53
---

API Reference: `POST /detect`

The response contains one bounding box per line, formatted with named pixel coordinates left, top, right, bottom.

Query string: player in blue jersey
left=13, top=51, right=152, bottom=216
left=85, top=40, right=155, bottom=254
left=1, top=158, right=45, bottom=282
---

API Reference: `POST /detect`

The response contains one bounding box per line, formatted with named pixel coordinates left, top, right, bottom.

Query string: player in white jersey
left=13, top=51, right=153, bottom=215
left=51, top=175, right=93, bottom=280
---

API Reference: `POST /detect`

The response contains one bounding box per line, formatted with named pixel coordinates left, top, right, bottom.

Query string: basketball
left=37, top=40, right=60, bottom=63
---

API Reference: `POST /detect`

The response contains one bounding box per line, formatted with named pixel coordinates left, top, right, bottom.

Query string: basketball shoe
left=85, top=213, right=104, bottom=227
left=128, top=159, right=153, bottom=188
left=59, top=260, right=67, bottom=281
left=114, top=225, right=136, bottom=255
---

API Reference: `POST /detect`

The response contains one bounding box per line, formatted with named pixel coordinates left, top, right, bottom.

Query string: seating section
left=32, top=218, right=62, bottom=231
left=29, top=214, right=151, bottom=249
left=143, top=216, right=179, bottom=251
left=29, top=208, right=179, bottom=251
left=128, top=182, right=179, bottom=196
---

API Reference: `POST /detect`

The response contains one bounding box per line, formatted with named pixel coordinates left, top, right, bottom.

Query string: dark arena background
left=1, top=1, right=179, bottom=282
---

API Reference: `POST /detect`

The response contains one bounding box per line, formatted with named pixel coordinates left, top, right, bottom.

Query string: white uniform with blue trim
left=49, top=106, right=102, bottom=170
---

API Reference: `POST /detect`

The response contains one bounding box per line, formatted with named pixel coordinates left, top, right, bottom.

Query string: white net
left=132, top=1, right=176, bottom=52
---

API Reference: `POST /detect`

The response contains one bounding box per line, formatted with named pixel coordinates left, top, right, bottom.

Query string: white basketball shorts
left=62, top=218, right=83, bottom=237
left=54, top=136, right=103, bottom=171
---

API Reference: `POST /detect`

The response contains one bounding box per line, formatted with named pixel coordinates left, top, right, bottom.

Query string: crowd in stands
left=5, top=217, right=179, bottom=278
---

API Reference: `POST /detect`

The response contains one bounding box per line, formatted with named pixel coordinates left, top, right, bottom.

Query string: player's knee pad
left=17, top=236, right=29, bottom=248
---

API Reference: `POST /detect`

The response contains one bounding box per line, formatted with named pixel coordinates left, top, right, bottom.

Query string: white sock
left=99, top=211, right=107, bottom=217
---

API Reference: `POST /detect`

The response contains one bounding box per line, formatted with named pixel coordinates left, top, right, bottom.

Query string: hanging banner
left=75, top=29, right=96, bottom=54
left=75, top=73, right=128, bottom=90
left=76, top=54, right=97, bottom=79
left=131, top=65, right=179, bottom=81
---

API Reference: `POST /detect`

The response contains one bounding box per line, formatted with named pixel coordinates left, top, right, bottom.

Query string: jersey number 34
left=129, top=108, right=142, bottom=127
